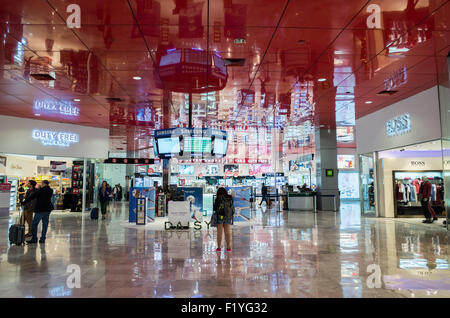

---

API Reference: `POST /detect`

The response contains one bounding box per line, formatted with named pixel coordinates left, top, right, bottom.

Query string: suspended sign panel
left=154, top=128, right=227, bottom=160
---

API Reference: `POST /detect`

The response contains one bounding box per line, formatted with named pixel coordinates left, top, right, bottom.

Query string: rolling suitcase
left=90, top=207, right=99, bottom=220
left=9, top=210, right=25, bottom=245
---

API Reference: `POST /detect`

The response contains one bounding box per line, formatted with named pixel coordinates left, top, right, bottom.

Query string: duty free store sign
left=32, top=129, right=79, bottom=147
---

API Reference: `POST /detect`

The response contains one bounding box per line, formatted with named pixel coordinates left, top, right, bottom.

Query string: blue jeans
left=31, top=212, right=50, bottom=241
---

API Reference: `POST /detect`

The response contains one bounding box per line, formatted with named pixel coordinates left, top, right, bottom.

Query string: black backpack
left=218, top=197, right=234, bottom=220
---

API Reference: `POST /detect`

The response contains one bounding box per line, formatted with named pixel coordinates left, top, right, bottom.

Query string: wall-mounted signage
left=262, top=172, right=285, bottom=177
left=385, top=113, right=411, bottom=137
left=325, top=169, right=334, bottom=177
left=337, top=155, right=355, bottom=169
left=32, top=130, right=79, bottom=147
left=34, top=99, right=80, bottom=117
left=409, top=160, right=426, bottom=168
left=49, top=161, right=67, bottom=172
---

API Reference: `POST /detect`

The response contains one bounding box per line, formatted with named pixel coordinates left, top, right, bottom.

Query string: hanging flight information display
left=154, top=128, right=227, bottom=159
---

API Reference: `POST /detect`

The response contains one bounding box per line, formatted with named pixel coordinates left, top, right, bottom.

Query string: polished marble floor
left=0, top=201, right=449, bottom=298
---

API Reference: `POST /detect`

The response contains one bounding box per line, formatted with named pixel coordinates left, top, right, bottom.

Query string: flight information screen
left=184, top=137, right=212, bottom=153
left=154, top=128, right=227, bottom=159
left=213, top=138, right=228, bottom=155
left=157, top=137, right=180, bottom=154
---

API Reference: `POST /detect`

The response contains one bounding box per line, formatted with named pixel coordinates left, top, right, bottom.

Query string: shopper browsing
left=22, top=180, right=38, bottom=238
left=213, top=187, right=235, bottom=252
left=21, top=180, right=54, bottom=244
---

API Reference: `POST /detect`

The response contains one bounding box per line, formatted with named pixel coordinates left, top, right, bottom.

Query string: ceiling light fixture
left=317, top=78, right=326, bottom=82
left=365, top=101, right=373, bottom=104
left=35, top=114, right=41, bottom=116
left=133, top=76, right=142, bottom=80
left=73, top=98, right=81, bottom=102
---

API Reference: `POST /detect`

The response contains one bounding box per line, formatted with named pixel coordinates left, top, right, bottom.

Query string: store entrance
left=0, top=154, right=95, bottom=214
left=359, top=153, right=376, bottom=216
left=377, top=139, right=445, bottom=219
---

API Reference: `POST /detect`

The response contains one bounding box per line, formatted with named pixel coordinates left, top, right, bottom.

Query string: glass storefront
left=359, top=154, right=376, bottom=216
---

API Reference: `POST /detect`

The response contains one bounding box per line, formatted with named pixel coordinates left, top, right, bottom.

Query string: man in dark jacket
left=21, top=180, right=54, bottom=244
left=420, top=176, right=438, bottom=223
left=22, top=180, right=38, bottom=237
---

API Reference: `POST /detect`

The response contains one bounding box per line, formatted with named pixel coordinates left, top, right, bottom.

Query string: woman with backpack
left=213, top=187, right=235, bottom=252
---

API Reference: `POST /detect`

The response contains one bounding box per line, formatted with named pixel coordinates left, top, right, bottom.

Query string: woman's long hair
left=216, top=187, right=228, bottom=200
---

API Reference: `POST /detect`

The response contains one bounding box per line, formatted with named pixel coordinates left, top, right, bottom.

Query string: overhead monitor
left=213, top=138, right=228, bottom=155
left=156, top=137, right=180, bottom=157
left=153, top=128, right=227, bottom=159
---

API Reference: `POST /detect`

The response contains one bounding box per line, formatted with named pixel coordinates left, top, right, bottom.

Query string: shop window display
left=359, top=154, right=376, bottom=215
left=338, top=172, right=360, bottom=200
left=394, top=171, right=444, bottom=217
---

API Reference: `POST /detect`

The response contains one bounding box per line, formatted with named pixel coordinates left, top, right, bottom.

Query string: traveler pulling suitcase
left=90, top=207, right=99, bottom=220
left=9, top=210, right=25, bottom=246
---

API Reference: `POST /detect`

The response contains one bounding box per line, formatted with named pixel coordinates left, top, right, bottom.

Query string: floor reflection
left=0, top=201, right=449, bottom=297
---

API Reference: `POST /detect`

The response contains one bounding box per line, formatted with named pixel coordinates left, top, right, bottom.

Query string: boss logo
left=410, top=161, right=426, bottom=167
left=386, top=113, right=411, bottom=137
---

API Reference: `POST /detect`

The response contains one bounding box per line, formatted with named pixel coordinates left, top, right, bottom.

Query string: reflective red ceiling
left=0, top=0, right=449, bottom=152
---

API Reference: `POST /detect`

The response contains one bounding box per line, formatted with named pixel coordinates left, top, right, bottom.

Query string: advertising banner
left=226, top=186, right=252, bottom=222
left=129, top=187, right=155, bottom=223
left=49, top=161, right=66, bottom=172
left=180, top=187, right=203, bottom=222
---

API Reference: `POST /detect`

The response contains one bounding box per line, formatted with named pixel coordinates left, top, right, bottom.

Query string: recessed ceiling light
left=133, top=76, right=142, bottom=80
left=297, top=40, right=305, bottom=44
left=317, top=78, right=326, bottom=82
left=35, top=114, right=41, bottom=116
left=365, top=101, right=373, bottom=104
left=73, top=98, right=81, bottom=102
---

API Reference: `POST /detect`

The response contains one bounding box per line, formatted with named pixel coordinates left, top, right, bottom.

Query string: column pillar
left=315, top=127, right=340, bottom=210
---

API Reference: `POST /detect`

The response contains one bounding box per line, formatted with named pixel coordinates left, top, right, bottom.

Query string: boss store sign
left=409, top=160, right=426, bottom=168
left=385, top=113, right=411, bottom=137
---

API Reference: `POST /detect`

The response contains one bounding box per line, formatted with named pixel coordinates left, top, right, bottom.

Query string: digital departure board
left=154, top=128, right=227, bottom=159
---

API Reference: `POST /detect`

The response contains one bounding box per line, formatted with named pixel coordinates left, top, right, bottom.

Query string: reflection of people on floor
left=422, top=234, right=437, bottom=271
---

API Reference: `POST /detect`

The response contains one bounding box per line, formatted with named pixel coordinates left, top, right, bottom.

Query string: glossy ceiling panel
left=0, top=0, right=448, bottom=153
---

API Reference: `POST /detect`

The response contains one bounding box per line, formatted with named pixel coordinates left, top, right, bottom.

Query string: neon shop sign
left=32, top=130, right=79, bottom=147
left=385, top=113, right=411, bottom=137
left=34, top=99, right=80, bottom=117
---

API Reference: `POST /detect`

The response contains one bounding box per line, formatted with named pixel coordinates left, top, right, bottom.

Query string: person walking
left=98, top=181, right=111, bottom=219
left=113, top=184, right=118, bottom=201
left=22, top=180, right=38, bottom=238
left=213, top=187, right=235, bottom=252
left=259, top=183, right=271, bottom=207
left=420, top=176, right=438, bottom=223
left=117, top=184, right=123, bottom=201
left=21, top=180, right=54, bottom=244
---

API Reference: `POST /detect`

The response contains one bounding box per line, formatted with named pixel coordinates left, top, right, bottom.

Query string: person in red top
left=420, top=177, right=438, bottom=223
